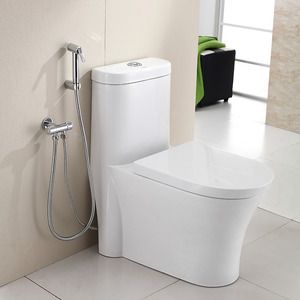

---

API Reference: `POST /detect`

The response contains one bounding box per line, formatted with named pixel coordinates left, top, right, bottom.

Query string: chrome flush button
left=127, top=62, right=143, bottom=67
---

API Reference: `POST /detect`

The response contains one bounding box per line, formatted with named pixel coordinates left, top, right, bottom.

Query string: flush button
left=127, top=62, right=142, bottom=67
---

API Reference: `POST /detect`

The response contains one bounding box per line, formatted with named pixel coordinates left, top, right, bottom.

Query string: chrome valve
left=41, top=117, right=73, bottom=135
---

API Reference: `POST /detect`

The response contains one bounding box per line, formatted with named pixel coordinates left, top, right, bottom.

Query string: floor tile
left=241, top=221, right=300, bottom=300
left=259, top=159, right=300, bottom=219
left=195, top=102, right=232, bottom=124
left=195, top=117, right=267, bottom=159
left=195, top=97, right=300, bottom=160
left=244, top=209, right=290, bottom=245
left=195, top=96, right=300, bottom=221
left=0, top=277, right=57, bottom=300
left=196, top=117, right=300, bottom=160
left=229, top=96, right=267, bottom=124
left=28, top=246, right=177, bottom=300
left=195, top=96, right=266, bottom=126
left=144, top=279, right=286, bottom=300
left=259, top=125, right=300, bottom=158
left=262, top=142, right=300, bottom=170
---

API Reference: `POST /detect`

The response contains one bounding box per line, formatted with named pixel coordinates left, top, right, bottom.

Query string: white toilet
left=91, top=58, right=273, bottom=287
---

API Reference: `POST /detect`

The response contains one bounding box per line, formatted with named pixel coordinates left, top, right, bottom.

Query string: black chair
left=197, top=48, right=236, bottom=107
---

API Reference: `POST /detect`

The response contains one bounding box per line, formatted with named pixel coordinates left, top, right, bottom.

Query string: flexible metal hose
left=47, top=89, right=97, bottom=241
left=62, top=133, right=97, bottom=230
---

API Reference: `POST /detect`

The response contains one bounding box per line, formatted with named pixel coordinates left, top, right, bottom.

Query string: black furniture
left=197, top=48, right=236, bottom=107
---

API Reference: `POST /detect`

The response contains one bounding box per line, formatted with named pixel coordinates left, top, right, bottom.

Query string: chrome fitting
left=41, top=117, right=54, bottom=130
left=41, top=117, right=73, bottom=135
left=64, top=80, right=81, bottom=91
left=67, top=43, right=85, bottom=63
left=65, top=43, right=85, bottom=90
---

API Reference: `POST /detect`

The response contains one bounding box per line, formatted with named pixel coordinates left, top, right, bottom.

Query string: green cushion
left=196, top=37, right=226, bottom=106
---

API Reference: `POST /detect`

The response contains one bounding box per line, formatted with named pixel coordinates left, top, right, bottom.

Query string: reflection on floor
left=1, top=96, right=300, bottom=300
left=195, top=96, right=300, bottom=221
left=1, top=208, right=298, bottom=300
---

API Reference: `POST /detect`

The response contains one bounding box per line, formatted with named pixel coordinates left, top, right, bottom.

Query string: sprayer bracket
left=64, top=80, right=81, bottom=91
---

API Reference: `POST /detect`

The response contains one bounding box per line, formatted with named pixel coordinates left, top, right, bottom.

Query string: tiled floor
left=194, top=96, right=300, bottom=220
left=2, top=96, right=300, bottom=299
left=1, top=208, right=297, bottom=300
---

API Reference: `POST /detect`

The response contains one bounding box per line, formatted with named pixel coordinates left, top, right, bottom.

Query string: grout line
left=25, top=277, right=62, bottom=300
left=243, top=221, right=292, bottom=248
left=141, top=280, right=179, bottom=300
left=257, top=207, right=289, bottom=218
left=292, top=217, right=300, bottom=223
left=257, top=207, right=293, bottom=222
left=240, top=277, right=289, bottom=300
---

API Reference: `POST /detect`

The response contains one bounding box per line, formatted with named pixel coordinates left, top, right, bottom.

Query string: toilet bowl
left=91, top=58, right=274, bottom=287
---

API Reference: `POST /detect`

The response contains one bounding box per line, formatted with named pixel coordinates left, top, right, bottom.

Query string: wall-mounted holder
left=64, top=81, right=81, bottom=90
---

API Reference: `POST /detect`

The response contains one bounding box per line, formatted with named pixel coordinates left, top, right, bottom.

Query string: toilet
left=91, top=58, right=273, bottom=287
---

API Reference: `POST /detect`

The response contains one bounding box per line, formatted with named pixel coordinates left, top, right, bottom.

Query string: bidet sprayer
left=65, top=43, right=85, bottom=90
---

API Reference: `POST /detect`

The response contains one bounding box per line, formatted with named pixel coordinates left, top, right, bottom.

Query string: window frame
left=217, top=0, right=274, bottom=101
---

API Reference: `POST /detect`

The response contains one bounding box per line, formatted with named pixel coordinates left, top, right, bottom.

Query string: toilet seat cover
left=133, top=141, right=274, bottom=199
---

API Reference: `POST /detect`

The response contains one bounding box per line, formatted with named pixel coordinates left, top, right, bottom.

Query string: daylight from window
left=219, top=0, right=276, bottom=99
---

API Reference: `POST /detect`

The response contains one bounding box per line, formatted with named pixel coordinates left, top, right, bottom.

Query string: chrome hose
left=47, top=89, right=97, bottom=241
left=62, top=133, right=97, bottom=230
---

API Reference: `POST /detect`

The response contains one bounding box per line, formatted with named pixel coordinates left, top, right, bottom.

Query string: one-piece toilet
left=91, top=58, right=273, bottom=287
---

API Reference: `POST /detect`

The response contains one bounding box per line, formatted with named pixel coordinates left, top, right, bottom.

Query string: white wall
left=0, top=0, right=198, bottom=286
left=198, top=0, right=218, bottom=36
left=0, top=0, right=104, bottom=286
left=106, top=0, right=199, bottom=145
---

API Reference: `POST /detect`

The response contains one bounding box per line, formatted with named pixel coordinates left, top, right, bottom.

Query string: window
left=218, top=0, right=276, bottom=100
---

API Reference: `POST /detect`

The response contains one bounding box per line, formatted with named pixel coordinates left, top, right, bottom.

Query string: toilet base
left=96, top=165, right=260, bottom=287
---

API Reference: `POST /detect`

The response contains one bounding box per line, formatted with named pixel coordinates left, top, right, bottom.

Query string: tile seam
left=141, top=280, right=180, bottom=300
left=240, top=277, right=289, bottom=300
left=25, top=277, right=62, bottom=300
left=243, top=220, right=292, bottom=248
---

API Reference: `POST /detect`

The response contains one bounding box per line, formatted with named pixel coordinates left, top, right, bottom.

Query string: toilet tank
left=91, top=57, right=171, bottom=167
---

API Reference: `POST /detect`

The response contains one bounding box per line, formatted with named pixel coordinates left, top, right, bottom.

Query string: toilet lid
left=133, top=141, right=274, bottom=199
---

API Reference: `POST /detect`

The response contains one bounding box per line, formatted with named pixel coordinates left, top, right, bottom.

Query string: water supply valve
left=41, top=117, right=73, bottom=135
